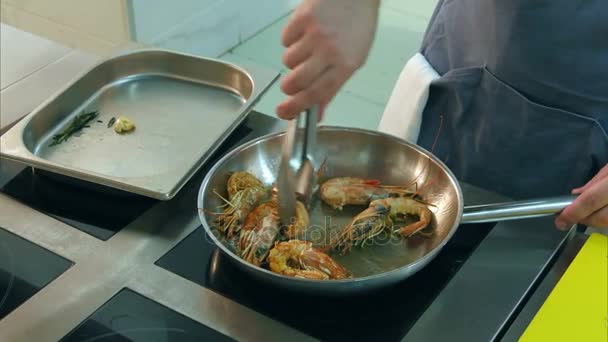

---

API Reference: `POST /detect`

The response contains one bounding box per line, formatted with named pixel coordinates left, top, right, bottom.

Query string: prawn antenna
left=402, top=113, right=445, bottom=192
left=431, top=114, right=444, bottom=154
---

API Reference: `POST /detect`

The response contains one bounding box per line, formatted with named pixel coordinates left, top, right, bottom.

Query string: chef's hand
left=555, top=164, right=608, bottom=230
left=276, top=0, right=380, bottom=121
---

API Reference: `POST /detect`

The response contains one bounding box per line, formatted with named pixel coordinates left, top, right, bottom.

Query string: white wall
left=128, top=0, right=301, bottom=57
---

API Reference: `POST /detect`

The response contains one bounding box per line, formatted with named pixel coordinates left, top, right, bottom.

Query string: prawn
left=239, top=203, right=280, bottom=266
left=330, top=201, right=392, bottom=254
left=332, top=197, right=433, bottom=254
left=239, top=199, right=311, bottom=266
left=285, top=200, right=311, bottom=240
left=227, top=171, right=264, bottom=199
left=319, top=177, right=416, bottom=210
left=268, top=240, right=351, bottom=279
left=376, top=197, right=433, bottom=237
left=207, top=172, right=269, bottom=238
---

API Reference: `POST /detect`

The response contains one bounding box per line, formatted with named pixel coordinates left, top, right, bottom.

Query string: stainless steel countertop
left=0, top=111, right=577, bottom=341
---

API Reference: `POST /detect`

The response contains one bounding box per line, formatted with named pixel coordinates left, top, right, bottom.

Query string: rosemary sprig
left=49, top=111, right=99, bottom=147
left=107, top=117, right=116, bottom=128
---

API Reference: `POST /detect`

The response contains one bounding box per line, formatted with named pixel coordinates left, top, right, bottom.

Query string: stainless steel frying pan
left=197, top=126, right=575, bottom=294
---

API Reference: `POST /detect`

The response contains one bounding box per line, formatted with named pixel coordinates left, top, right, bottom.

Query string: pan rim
left=197, top=125, right=465, bottom=286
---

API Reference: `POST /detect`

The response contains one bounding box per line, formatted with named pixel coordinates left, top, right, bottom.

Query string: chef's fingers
left=283, top=33, right=315, bottom=70
left=281, top=52, right=327, bottom=96
left=556, top=176, right=608, bottom=230
left=579, top=206, right=608, bottom=229
left=316, top=68, right=347, bottom=122
left=316, top=104, right=326, bottom=122
left=276, top=67, right=341, bottom=120
left=281, top=9, right=308, bottom=47
left=572, top=163, right=608, bottom=194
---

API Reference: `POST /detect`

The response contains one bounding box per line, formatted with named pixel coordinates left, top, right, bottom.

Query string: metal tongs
left=276, top=106, right=319, bottom=226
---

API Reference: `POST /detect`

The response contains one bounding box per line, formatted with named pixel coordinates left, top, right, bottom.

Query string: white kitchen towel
left=377, top=52, right=440, bottom=143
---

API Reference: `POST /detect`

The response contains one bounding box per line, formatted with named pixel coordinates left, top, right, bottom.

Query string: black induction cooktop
left=0, top=165, right=158, bottom=240
left=60, top=288, right=235, bottom=342
left=156, top=222, right=495, bottom=341
left=0, top=227, right=73, bottom=319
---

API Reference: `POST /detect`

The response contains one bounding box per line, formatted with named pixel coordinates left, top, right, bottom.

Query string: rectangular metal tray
left=0, top=49, right=278, bottom=200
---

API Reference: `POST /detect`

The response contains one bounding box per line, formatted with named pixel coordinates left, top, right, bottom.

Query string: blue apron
left=416, top=0, right=608, bottom=199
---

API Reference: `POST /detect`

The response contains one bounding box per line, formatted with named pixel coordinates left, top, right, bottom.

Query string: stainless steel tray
left=0, top=49, right=279, bottom=200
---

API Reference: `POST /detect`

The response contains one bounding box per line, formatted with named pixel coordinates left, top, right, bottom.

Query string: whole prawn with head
left=331, top=197, right=433, bottom=254
left=320, top=177, right=417, bottom=210
left=318, top=177, right=434, bottom=255
left=206, top=171, right=269, bottom=238
left=268, top=240, right=351, bottom=279
left=239, top=197, right=310, bottom=267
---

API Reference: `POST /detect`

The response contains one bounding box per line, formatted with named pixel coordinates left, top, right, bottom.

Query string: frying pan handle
left=461, top=195, right=578, bottom=224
